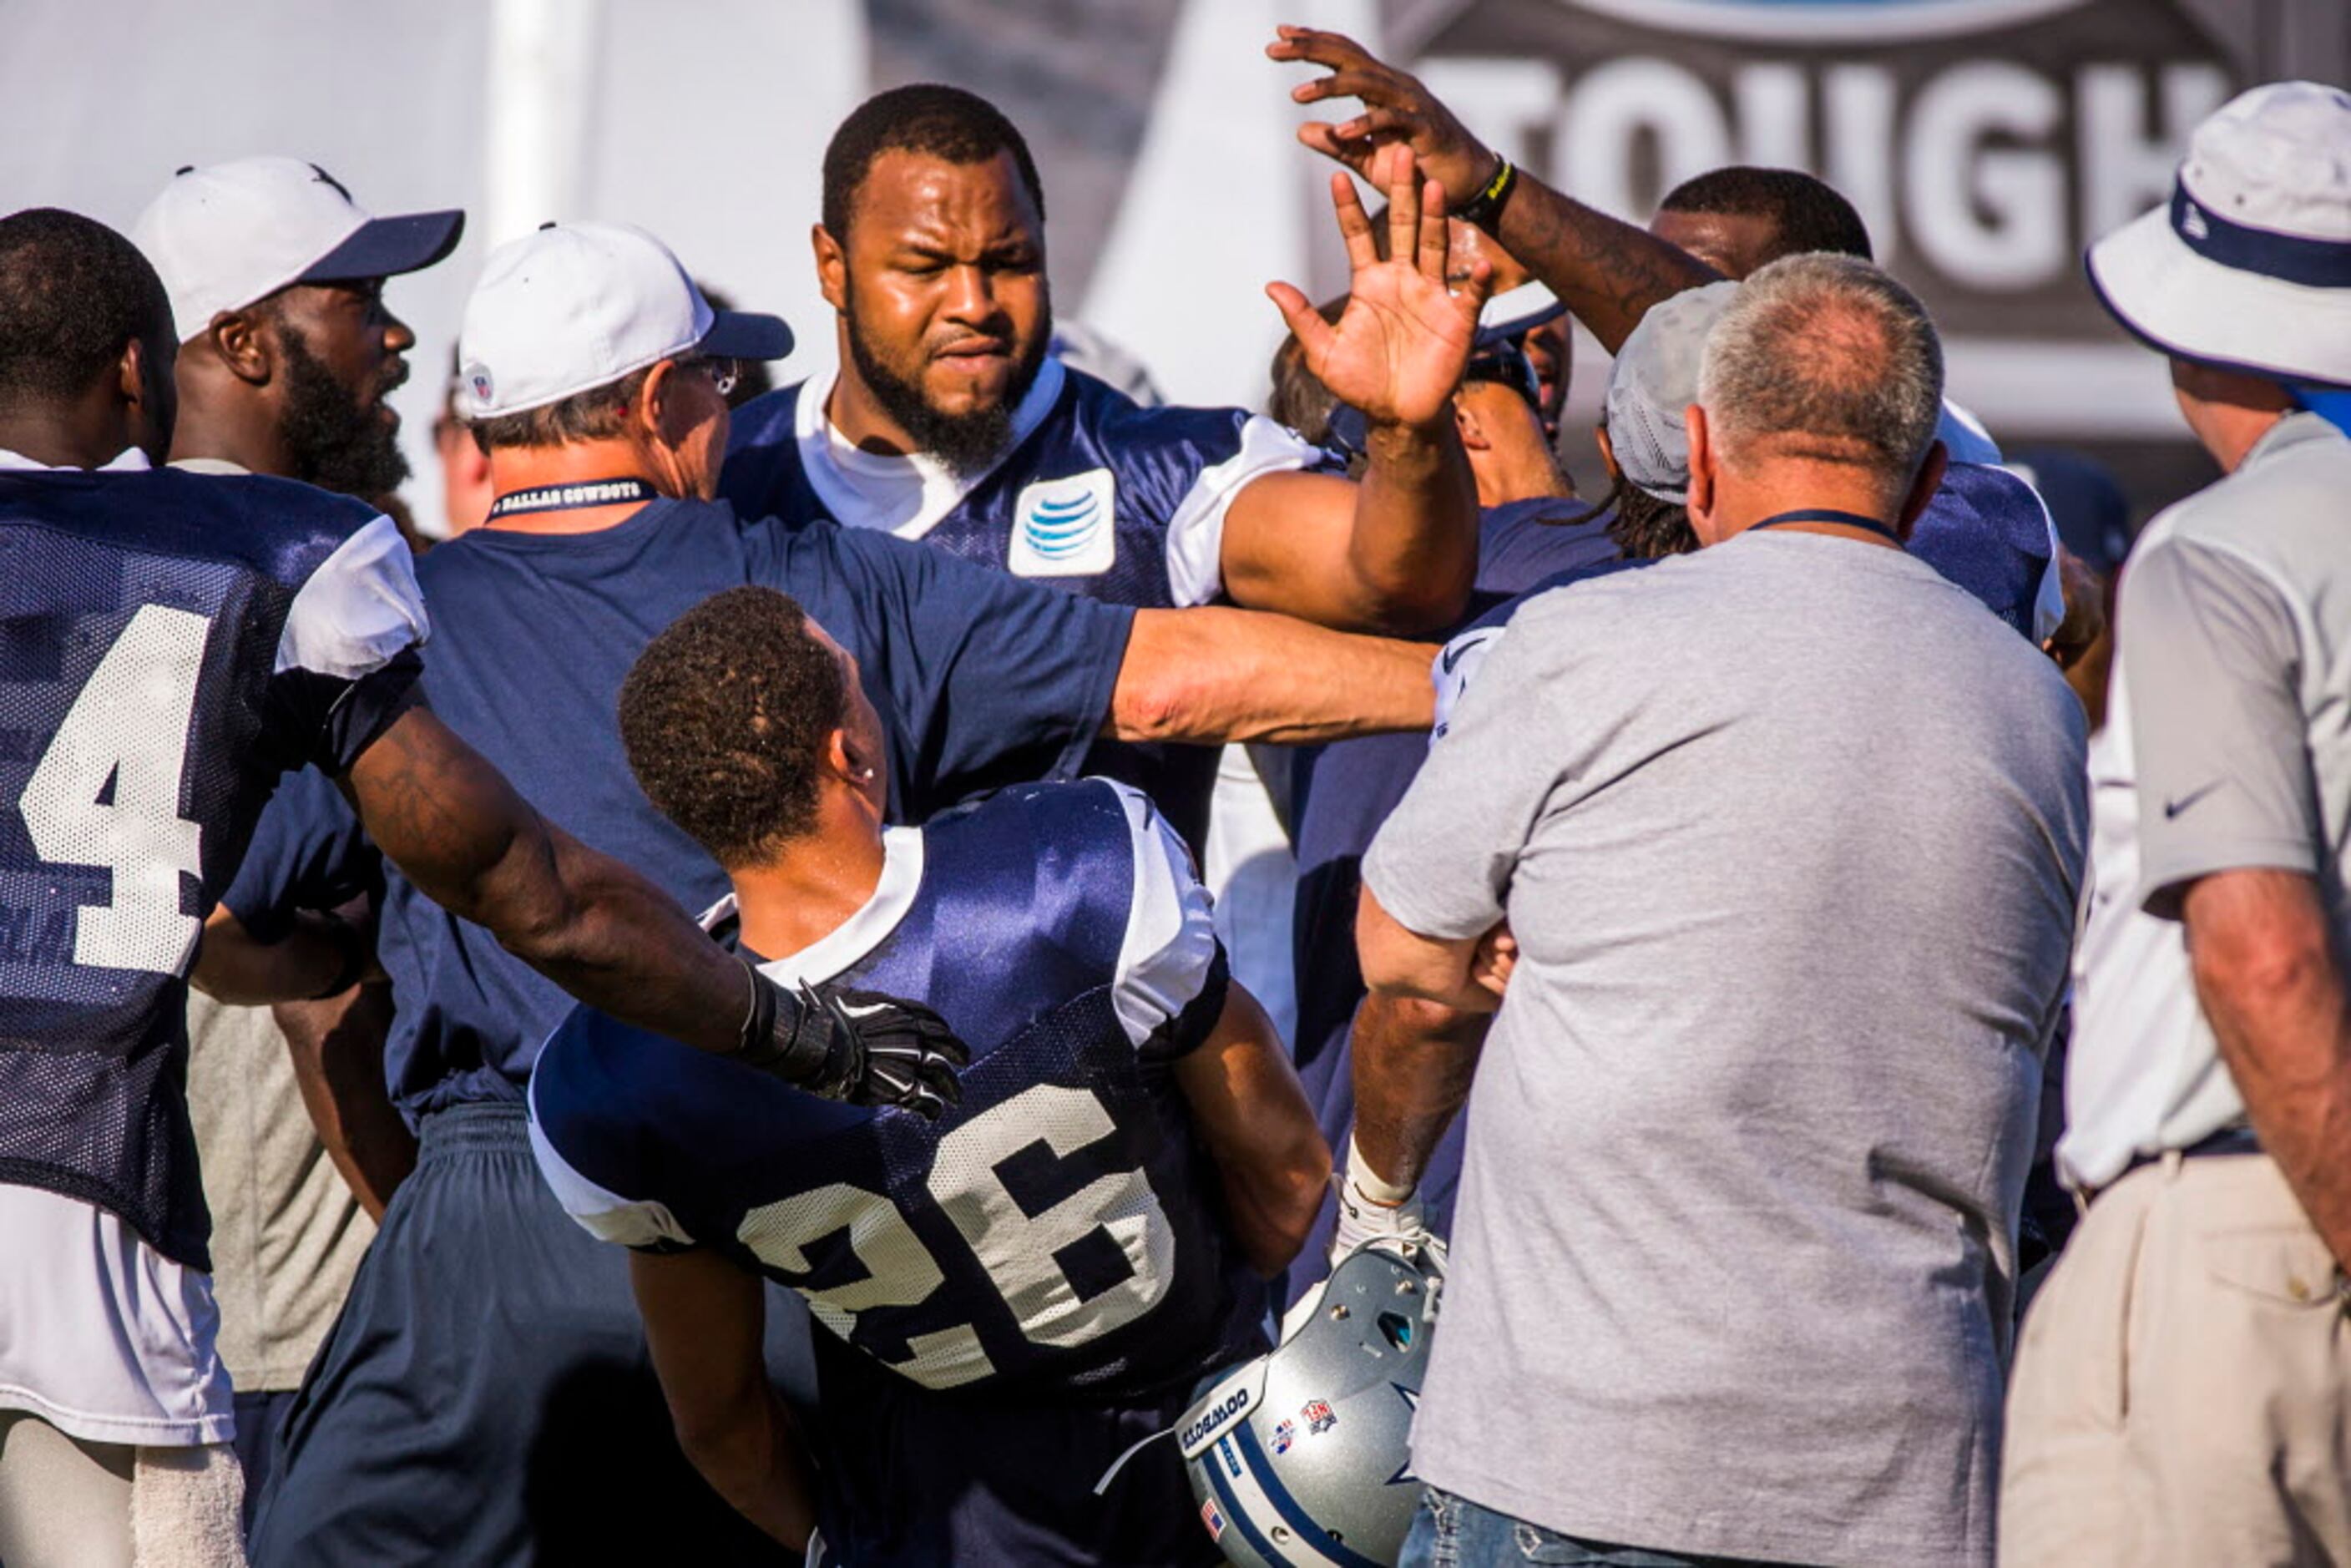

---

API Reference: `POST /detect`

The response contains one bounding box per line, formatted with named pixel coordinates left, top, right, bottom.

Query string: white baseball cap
left=455, top=221, right=793, bottom=420
left=131, top=156, right=463, bottom=344
left=2088, top=81, right=2351, bottom=387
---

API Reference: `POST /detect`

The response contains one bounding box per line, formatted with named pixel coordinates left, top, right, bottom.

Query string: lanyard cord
left=1748, top=507, right=1904, bottom=545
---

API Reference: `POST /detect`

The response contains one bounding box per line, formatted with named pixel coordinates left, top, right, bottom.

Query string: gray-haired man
left=1355, top=253, right=2087, bottom=1567
left=2001, top=82, right=2351, bottom=1566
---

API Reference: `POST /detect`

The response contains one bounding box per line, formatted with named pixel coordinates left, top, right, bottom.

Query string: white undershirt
left=792, top=357, right=1069, bottom=543
left=0, top=445, right=237, bottom=1448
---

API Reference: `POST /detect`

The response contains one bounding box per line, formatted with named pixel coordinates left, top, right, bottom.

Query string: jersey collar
left=735, top=824, right=928, bottom=989
left=792, top=354, right=1069, bottom=540
left=0, top=446, right=151, bottom=473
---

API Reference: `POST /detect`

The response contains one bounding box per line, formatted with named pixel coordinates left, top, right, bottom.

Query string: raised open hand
left=1269, top=24, right=1496, bottom=205
left=1266, top=144, right=1493, bottom=433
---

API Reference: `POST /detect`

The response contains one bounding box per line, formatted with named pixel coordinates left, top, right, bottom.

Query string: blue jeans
left=1401, top=1488, right=1795, bottom=1567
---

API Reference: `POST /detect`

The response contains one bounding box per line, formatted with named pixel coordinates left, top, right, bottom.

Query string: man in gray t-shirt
left=1356, top=255, right=2086, bottom=1568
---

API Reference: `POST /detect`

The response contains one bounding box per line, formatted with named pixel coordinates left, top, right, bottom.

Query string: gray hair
left=1694, top=252, right=1944, bottom=481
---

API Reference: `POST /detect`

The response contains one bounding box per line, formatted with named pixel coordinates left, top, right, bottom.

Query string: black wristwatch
left=1454, top=154, right=1519, bottom=235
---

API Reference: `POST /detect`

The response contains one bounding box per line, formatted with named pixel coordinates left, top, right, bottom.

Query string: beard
left=276, top=325, right=410, bottom=499
left=843, top=292, right=1049, bottom=479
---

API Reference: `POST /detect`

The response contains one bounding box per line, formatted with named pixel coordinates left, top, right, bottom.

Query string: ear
left=205, top=308, right=274, bottom=386
left=116, top=338, right=147, bottom=405
left=1684, top=402, right=1719, bottom=540
left=1894, top=439, right=1948, bottom=539
left=119, top=337, right=176, bottom=463
left=1593, top=421, right=1620, bottom=482
left=813, top=223, right=848, bottom=316
left=637, top=357, right=682, bottom=442
left=1453, top=397, right=1489, bottom=453
left=825, top=726, right=867, bottom=788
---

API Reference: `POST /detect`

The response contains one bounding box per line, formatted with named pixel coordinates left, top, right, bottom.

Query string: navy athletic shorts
left=246, top=1102, right=815, bottom=1565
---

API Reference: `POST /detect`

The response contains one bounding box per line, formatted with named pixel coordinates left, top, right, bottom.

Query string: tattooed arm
left=1267, top=24, right=1719, bottom=353
left=336, top=704, right=756, bottom=1055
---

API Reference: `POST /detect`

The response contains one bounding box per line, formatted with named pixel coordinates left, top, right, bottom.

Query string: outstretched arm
left=1269, top=25, right=1718, bottom=354
left=1231, top=144, right=1486, bottom=633
left=1110, top=607, right=1434, bottom=745
left=341, top=706, right=754, bottom=1055
left=340, top=706, right=965, bottom=1112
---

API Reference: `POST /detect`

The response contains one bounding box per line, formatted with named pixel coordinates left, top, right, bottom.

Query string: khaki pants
left=2001, top=1152, right=2351, bottom=1566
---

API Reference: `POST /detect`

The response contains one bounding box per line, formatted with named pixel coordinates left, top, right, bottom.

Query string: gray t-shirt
left=1363, top=529, right=2086, bottom=1566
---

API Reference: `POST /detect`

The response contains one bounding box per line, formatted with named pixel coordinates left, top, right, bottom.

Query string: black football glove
left=733, top=966, right=968, bottom=1120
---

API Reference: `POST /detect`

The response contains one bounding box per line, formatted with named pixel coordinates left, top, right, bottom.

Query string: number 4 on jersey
left=18, top=604, right=210, bottom=974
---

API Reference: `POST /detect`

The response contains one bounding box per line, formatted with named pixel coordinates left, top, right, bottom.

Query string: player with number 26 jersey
left=0, top=459, right=426, bottom=1272
left=533, top=768, right=1300, bottom=1564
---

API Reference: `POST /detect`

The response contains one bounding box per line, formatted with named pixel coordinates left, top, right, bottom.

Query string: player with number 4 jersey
left=528, top=586, right=1332, bottom=1565
left=0, top=212, right=963, bottom=1559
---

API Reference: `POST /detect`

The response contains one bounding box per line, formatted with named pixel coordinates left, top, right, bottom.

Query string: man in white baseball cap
left=2002, top=82, right=2351, bottom=1567
left=129, top=155, right=462, bottom=1529
left=453, top=219, right=790, bottom=438
left=132, top=157, right=460, bottom=497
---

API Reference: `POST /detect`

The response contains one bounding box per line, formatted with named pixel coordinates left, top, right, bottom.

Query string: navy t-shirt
left=226, top=498, right=1131, bottom=1121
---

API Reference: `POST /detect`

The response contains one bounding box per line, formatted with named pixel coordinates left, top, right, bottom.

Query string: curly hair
left=1605, top=478, right=1698, bottom=559
left=617, top=587, right=848, bottom=868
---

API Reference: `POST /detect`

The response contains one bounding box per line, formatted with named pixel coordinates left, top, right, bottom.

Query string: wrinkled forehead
left=847, top=149, right=1043, bottom=251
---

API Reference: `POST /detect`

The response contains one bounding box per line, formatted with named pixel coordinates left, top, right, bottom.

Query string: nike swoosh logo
left=2165, top=781, right=2224, bottom=820
left=833, top=999, right=892, bottom=1019
left=1439, top=637, right=1482, bottom=675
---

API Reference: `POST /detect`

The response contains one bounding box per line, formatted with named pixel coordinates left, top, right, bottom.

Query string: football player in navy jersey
left=531, top=584, right=1330, bottom=1565
left=724, top=86, right=1491, bottom=847
left=225, top=219, right=1442, bottom=1567
left=0, top=210, right=958, bottom=1564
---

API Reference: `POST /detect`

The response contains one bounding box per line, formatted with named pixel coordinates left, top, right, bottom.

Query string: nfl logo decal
left=1304, top=1399, right=1337, bottom=1434
left=1200, top=1499, right=1226, bottom=1541
left=1272, top=1419, right=1297, bottom=1455
left=1009, top=468, right=1117, bottom=578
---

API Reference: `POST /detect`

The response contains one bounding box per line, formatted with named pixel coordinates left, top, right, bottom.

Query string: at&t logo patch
left=1009, top=468, right=1116, bottom=578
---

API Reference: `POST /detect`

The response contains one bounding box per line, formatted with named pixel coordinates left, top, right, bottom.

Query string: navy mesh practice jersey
left=0, top=455, right=426, bottom=1267
left=721, top=358, right=1338, bottom=849
left=225, top=498, right=1132, bottom=1124
left=532, top=780, right=1263, bottom=1563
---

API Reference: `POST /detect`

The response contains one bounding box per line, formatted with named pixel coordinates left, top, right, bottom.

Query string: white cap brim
left=2088, top=202, right=2351, bottom=387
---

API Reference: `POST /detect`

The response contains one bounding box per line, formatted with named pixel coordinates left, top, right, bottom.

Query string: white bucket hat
left=2087, top=81, right=2351, bottom=387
